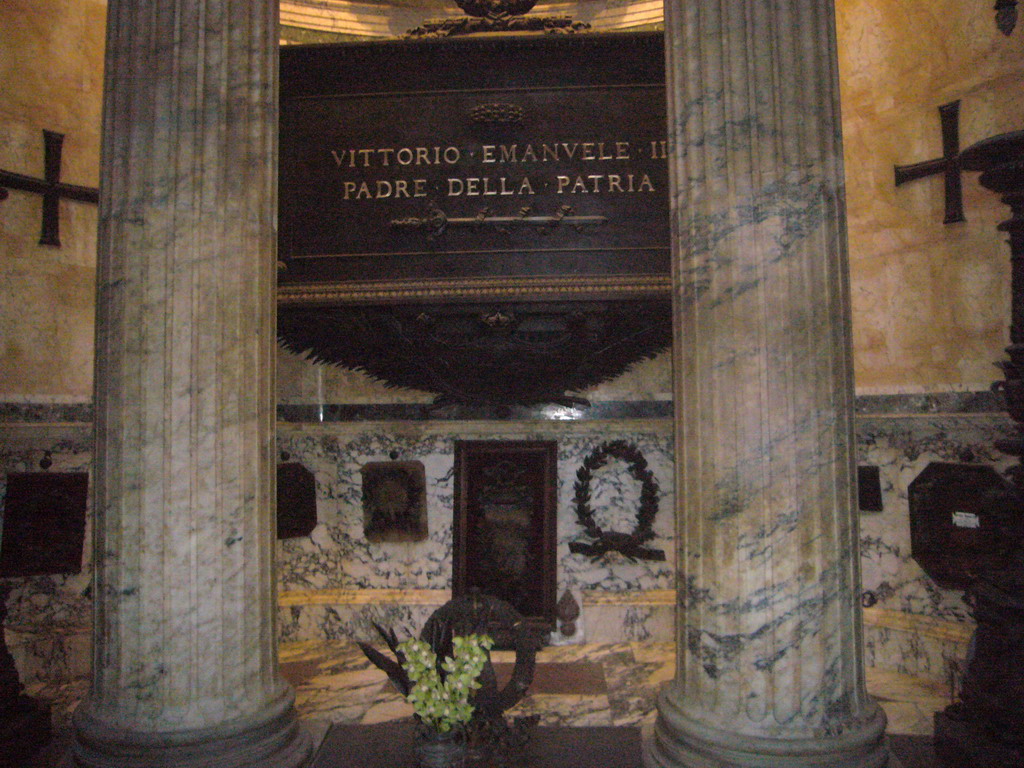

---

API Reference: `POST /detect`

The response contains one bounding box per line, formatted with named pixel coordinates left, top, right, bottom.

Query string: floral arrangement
left=398, top=633, right=494, bottom=734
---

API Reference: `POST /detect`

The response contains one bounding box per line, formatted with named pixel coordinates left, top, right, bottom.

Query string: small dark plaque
left=361, top=461, right=428, bottom=542
left=277, top=462, right=318, bottom=539
left=454, top=441, right=557, bottom=627
left=858, top=465, right=884, bottom=512
left=0, top=472, right=88, bottom=577
left=908, top=462, right=1022, bottom=588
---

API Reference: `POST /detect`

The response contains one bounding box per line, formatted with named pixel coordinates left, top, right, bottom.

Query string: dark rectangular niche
left=453, top=441, right=557, bottom=631
left=361, top=460, right=428, bottom=543
left=277, top=462, right=318, bottom=539
left=858, top=465, right=884, bottom=513
left=0, top=472, right=88, bottom=577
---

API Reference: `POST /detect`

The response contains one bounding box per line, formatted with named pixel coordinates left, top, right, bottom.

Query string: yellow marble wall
left=836, top=0, right=1024, bottom=393
left=0, top=0, right=105, bottom=401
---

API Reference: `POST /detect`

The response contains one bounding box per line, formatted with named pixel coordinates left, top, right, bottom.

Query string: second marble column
left=648, top=1, right=889, bottom=766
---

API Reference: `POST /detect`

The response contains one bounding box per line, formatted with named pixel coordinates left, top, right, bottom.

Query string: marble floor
left=276, top=640, right=953, bottom=737
left=27, top=641, right=952, bottom=766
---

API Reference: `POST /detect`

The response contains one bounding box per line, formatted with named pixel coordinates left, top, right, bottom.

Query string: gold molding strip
left=278, top=588, right=452, bottom=607
left=278, top=274, right=671, bottom=305
left=580, top=588, right=675, bottom=607
left=278, top=587, right=678, bottom=608
left=861, top=607, right=973, bottom=644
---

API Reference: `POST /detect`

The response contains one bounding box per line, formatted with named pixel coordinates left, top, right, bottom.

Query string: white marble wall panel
left=279, top=603, right=441, bottom=646
left=862, top=623, right=968, bottom=687
left=583, top=605, right=675, bottom=643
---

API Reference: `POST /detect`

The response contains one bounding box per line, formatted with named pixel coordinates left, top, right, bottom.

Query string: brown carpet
left=492, top=662, right=607, bottom=695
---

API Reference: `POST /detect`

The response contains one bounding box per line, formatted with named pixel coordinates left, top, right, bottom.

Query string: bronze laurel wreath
left=569, top=440, right=665, bottom=562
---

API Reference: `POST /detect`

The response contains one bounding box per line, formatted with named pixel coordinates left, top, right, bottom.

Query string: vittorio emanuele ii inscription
left=331, top=141, right=666, bottom=200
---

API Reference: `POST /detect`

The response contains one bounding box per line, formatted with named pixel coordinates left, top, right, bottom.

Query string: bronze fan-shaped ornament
left=455, top=0, right=537, bottom=19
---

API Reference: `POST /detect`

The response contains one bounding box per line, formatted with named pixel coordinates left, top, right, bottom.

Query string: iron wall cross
left=894, top=100, right=965, bottom=224
left=0, top=130, right=99, bottom=246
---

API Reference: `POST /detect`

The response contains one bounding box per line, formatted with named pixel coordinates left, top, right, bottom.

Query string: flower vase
left=413, top=727, right=466, bottom=768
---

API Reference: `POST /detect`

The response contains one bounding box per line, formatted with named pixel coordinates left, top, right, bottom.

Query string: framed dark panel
left=0, top=472, right=88, bottom=577
left=453, top=441, right=557, bottom=628
left=277, top=462, right=318, bottom=539
left=361, top=460, right=428, bottom=542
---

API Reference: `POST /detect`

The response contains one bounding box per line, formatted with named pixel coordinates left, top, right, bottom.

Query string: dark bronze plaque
left=361, top=460, right=428, bottom=542
left=0, top=472, right=88, bottom=576
left=279, top=33, right=668, bottom=302
left=453, top=441, right=557, bottom=626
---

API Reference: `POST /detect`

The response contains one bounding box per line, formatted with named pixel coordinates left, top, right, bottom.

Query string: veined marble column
left=72, top=1, right=310, bottom=766
left=648, top=2, right=888, bottom=767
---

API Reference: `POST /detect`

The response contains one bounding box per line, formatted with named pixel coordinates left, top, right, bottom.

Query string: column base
left=71, top=685, right=312, bottom=768
left=645, top=687, right=889, bottom=768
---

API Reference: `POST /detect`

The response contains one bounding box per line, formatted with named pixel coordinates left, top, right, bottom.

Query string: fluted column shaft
left=649, top=2, right=888, bottom=767
left=72, top=1, right=310, bottom=766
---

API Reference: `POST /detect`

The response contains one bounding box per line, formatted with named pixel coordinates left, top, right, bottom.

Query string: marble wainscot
left=855, top=391, right=1016, bottom=686
left=0, top=391, right=1014, bottom=711
left=275, top=419, right=676, bottom=646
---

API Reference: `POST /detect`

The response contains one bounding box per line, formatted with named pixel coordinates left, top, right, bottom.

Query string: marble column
left=648, top=2, right=889, bottom=767
left=71, top=1, right=311, bottom=766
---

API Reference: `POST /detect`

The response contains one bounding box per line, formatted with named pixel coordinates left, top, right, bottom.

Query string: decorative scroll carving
left=568, top=440, right=665, bottom=562
left=390, top=201, right=606, bottom=241
left=407, top=15, right=589, bottom=38
left=469, top=103, right=526, bottom=127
